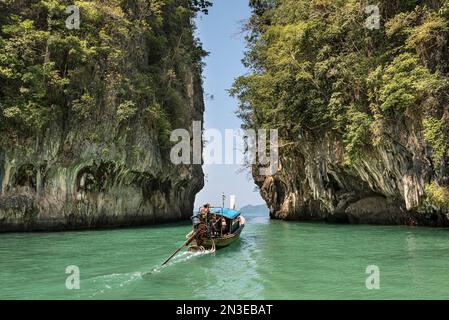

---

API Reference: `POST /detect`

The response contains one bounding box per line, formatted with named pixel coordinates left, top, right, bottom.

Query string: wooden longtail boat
left=160, top=205, right=245, bottom=266
left=187, top=207, right=245, bottom=250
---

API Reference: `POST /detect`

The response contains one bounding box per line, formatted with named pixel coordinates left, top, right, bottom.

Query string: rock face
left=0, top=82, right=204, bottom=232
left=254, top=128, right=449, bottom=226
left=0, top=1, right=205, bottom=231
left=234, top=1, right=449, bottom=227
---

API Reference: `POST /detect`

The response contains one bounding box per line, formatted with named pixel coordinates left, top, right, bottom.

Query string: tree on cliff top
left=231, top=0, right=449, bottom=178
left=0, top=0, right=209, bottom=154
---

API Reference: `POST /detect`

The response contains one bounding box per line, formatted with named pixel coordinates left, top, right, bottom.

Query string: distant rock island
left=239, top=204, right=269, bottom=215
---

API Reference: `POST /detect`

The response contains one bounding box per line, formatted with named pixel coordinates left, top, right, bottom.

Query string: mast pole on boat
left=222, top=192, right=225, bottom=209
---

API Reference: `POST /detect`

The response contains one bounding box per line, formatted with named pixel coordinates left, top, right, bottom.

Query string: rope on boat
left=211, top=238, right=216, bottom=253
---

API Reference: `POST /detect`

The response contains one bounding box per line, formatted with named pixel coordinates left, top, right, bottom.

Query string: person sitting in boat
left=235, top=216, right=241, bottom=227
left=209, top=214, right=219, bottom=237
left=199, top=203, right=210, bottom=222
left=220, top=217, right=227, bottom=235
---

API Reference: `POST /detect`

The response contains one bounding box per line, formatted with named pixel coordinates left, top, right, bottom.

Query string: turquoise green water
left=1, top=211, right=449, bottom=299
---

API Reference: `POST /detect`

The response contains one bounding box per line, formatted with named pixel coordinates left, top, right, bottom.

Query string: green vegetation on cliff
left=231, top=0, right=449, bottom=211
left=0, top=0, right=209, bottom=152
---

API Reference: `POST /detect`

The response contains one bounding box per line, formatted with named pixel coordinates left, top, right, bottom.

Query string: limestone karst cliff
left=233, top=0, right=449, bottom=226
left=0, top=0, right=208, bottom=231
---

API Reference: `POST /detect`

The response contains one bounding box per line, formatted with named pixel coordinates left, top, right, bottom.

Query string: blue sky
left=193, top=0, right=264, bottom=209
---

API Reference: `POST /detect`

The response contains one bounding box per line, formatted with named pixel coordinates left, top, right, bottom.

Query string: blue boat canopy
left=209, top=208, right=241, bottom=220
